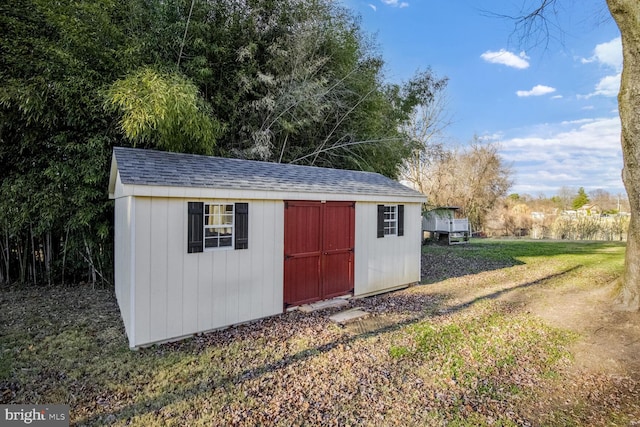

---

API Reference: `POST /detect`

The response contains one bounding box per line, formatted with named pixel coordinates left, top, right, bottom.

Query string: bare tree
left=589, top=188, right=620, bottom=212
left=456, top=141, right=514, bottom=231
left=399, top=89, right=452, bottom=194
left=415, top=138, right=513, bottom=231
left=554, top=186, right=575, bottom=211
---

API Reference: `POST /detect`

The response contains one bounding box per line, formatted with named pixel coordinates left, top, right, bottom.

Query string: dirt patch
left=421, top=248, right=640, bottom=379
left=527, top=280, right=640, bottom=378
left=421, top=245, right=640, bottom=424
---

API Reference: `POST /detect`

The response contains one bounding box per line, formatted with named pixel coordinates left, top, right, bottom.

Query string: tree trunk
left=45, top=231, right=52, bottom=286
left=61, top=227, right=69, bottom=286
left=0, top=230, right=9, bottom=285
left=607, top=0, right=640, bottom=311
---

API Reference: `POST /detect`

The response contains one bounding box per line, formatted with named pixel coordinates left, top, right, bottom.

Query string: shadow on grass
left=75, top=266, right=580, bottom=425
left=421, top=239, right=624, bottom=284
left=436, top=265, right=583, bottom=315
left=421, top=242, right=523, bottom=284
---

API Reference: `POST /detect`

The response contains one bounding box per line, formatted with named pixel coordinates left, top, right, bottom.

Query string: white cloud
left=381, top=0, right=409, bottom=7
left=480, top=49, right=530, bottom=69
left=581, top=38, right=622, bottom=98
left=593, top=73, right=621, bottom=98
left=551, top=95, right=563, bottom=99
left=368, top=3, right=377, bottom=11
left=560, top=119, right=594, bottom=126
left=496, top=117, right=623, bottom=195
left=478, top=132, right=504, bottom=143
left=581, top=37, right=622, bottom=71
left=516, top=85, right=556, bottom=97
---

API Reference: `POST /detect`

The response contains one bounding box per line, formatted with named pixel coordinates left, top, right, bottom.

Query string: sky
left=340, top=0, right=624, bottom=197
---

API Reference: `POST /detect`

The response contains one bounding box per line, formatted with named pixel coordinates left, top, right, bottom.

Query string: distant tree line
left=0, top=0, right=446, bottom=285
left=487, top=188, right=630, bottom=240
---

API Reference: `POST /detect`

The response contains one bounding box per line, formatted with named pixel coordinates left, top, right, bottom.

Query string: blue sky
left=341, top=0, right=624, bottom=197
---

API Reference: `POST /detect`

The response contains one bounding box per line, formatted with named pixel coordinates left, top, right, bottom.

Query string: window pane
left=205, top=237, right=219, bottom=248
left=383, top=205, right=397, bottom=236
left=203, top=203, right=235, bottom=250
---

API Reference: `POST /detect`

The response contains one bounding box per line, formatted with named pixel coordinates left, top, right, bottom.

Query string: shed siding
left=130, top=197, right=283, bottom=347
left=354, top=202, right=422, bottom=296
left=166, top=200, right=184, bottom=339
left=114, top=195, right=133, bottom=346
left=133, top=197, right=152, bottom=344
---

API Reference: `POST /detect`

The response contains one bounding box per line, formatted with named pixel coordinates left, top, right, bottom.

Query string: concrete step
left=298, top=298, right=350, bottom=313
left=329, top=307, right=369, bottom=324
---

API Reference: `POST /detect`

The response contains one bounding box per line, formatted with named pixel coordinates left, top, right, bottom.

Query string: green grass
left=421, top=238, right=625, bottom=286
left=390, top=302, right=577, bottom=396
left=0, top=239, right=634, bottom=426
left=423, top=238, right=625, bottom=262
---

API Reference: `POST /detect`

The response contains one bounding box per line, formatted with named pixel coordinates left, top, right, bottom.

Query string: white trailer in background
left=422, top=206, right=471, bottom=245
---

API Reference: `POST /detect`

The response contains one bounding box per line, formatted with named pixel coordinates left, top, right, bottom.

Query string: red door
left=284, top=201, right=355, bottom=307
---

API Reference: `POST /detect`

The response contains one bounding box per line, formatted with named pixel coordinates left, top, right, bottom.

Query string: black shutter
left=235, top=203, right=249, bottom=249
left=187, top=202, right=204, bottom=253
left=377, top=205, right=385, bottom=238
left=397, top=205, right=404, bottom=236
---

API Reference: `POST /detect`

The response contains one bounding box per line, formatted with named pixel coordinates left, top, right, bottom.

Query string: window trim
left=203, top=202, right=235, bottom=251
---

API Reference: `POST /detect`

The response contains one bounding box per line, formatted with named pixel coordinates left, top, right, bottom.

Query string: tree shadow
left=420, top=239, right=624, bottom=283
left=421, top=243, right=524, bottom=284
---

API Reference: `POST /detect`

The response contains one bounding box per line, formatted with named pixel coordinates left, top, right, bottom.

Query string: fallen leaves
left=1, top=240, right=639, bottom=425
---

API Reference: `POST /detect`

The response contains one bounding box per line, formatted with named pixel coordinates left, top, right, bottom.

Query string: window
left=204, top=203, right=234, bottom=249
left=377, top=204, right=404, bottom=238
left=384, top=205, right=397, bottom=235
left=187, top=202, right=249, bottom=253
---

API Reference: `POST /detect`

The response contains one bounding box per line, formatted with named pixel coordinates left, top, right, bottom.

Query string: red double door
left=284, top=201, right=355, bottom=307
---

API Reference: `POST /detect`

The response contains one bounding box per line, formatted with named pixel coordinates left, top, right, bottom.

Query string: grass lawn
left=1, top=239, right=639, bottom=426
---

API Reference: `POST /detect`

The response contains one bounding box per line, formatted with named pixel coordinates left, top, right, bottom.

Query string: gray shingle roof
left=113, top=147, right=424, bottom=198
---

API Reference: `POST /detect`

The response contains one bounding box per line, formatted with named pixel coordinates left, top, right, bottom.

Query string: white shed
left=108, top=147, right=426, bottom=348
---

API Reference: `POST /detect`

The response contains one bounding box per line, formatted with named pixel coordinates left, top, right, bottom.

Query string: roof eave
left=113, top=182, right=426, bottom=203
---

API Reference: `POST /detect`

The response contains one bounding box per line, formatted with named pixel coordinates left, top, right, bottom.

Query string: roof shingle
left=113, top=147, right=424, bottom=198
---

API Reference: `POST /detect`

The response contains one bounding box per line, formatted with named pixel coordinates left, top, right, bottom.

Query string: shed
left=109, top=147, right=426, bottom=348
left=422, top=206, right=471, bottom=244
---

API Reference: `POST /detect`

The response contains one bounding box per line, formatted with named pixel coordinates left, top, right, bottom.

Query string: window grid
left=384, top=205, right=397, bottom=236
left=204, top=203, right=234, bottom=249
